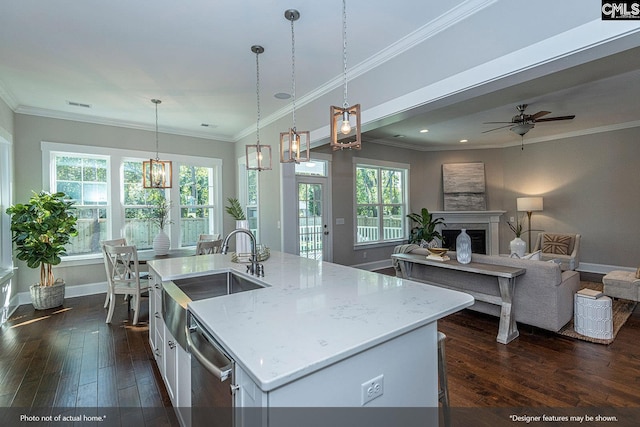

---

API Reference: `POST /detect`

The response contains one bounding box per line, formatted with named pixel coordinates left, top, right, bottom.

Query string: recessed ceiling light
left=274, top=92, right=291, bottom=100
left=459, top=139, right=468, bottom=143
left=200, top=123, right=218, bottom=128
left=420, top=129, right=429, bottom=133
left=393, top=134, right=405, bottom=138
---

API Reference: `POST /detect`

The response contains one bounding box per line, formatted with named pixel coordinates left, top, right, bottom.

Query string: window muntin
left=355, top=163, right=407, bottom=245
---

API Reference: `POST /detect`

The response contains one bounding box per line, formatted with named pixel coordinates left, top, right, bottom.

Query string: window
left=354, top=159, right=408, bottom=245
left=238, top=157, right=259, bottom=239
left=123, top=160, right=164, bottom=250
left=53, top=154, right=109, bottom=255
left=43, top=142, right=222, bottom=259
left=179, top=164, right=215, bottom=247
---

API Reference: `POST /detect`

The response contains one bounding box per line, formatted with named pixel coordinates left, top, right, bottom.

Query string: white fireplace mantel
left=432, top=210, right=506, bottom=255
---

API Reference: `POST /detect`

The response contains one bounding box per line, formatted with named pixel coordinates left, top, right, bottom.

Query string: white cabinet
left=148, top=266, right=191, bottom=427
left=149, top=267, right=163, bottom=366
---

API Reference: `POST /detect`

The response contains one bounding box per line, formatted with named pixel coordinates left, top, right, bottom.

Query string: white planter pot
left=153, top=229, right=170, bottom=255
left=510, top=237, right=526, bottom=258
left=235, top=220, right=251, bottom=256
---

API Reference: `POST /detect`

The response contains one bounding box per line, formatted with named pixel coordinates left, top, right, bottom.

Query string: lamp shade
left=517, top=196, right=543, bottom=212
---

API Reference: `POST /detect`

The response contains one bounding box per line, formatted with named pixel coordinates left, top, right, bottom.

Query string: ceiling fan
left=483, top=104, right=575, bottom=136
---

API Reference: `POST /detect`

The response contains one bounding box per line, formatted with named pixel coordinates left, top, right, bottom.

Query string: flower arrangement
left=225, top=197, right=246, bottom=221
left=506, top=217, right=524, bottom=237
left=148, top=196, right=173, bottom=230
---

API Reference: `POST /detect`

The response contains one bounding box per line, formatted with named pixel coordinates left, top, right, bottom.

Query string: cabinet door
left=164, top=324, right=178, bottom=405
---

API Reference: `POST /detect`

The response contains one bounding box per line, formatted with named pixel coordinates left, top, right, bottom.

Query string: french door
left=297, top=177, right=331, bottom=261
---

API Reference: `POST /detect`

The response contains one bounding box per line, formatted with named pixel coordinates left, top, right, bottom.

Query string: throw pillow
left=542, top=234, right=571, bottom=255
left=636, top=265, right=640, bottom=279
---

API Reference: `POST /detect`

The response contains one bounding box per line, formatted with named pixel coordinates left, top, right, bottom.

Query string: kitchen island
left=148, top=251, right=473, bottom=425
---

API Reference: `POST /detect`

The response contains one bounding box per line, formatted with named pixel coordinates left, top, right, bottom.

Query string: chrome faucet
left=221, top=228, right=263, bottom=277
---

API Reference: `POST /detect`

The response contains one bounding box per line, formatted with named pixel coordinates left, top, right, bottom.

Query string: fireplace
left=442, top=229, right=487, bottom=254
left=431, top=210, right=505, bottom=255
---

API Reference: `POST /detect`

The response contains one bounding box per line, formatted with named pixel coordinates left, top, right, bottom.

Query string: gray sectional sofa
left=393, top=246, right=581, bottom=332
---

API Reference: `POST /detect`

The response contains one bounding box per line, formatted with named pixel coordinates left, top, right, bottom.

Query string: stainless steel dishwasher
left=186, top=311, right=237, bottom=427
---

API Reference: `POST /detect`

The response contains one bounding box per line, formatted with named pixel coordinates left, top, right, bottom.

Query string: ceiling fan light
left=510, top=123, right=534, bottom=136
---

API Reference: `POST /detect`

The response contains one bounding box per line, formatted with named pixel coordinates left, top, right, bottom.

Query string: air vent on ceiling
left=67, top=101, right=92, bottom=108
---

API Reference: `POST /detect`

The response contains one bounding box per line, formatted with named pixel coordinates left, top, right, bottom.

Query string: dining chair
left=100, top=238, right=128, bottom=308
left=102, top=243, right=149, bottom=325
left=198, top=233, right=221, bottom=242
left=196, top=239, right=223, bottom=255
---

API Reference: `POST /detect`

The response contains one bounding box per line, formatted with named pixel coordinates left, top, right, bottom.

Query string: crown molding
left=13, top=105, right=235, bottom=143
left=234, top=0, right=499, bottom=141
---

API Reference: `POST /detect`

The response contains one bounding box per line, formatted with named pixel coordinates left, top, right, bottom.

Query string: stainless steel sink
left=162, top=272, right=265, bottom=349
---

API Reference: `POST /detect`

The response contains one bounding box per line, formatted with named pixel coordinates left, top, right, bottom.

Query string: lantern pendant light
left=280, top=9, right=310, bottom=164
left=330, top=0, right=361, bottom=151
left=143, top=99, right=173, bottom=188
left=246, top=45, right=272, bottom=171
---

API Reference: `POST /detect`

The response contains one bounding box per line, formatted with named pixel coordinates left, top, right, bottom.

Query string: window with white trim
left=179, top=164, right=216, bottom=247
left=43, top=142, right=222, bottom=259
left=238, top=157, right=259, bottom=240
left=354, top=158, right=408, bottom=245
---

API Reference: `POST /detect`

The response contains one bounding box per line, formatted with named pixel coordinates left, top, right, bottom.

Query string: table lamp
left=517, top=196, right=544, bottom=253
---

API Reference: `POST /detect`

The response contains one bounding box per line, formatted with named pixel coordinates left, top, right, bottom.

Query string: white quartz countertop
left=149, top=251, right=473, bottom=392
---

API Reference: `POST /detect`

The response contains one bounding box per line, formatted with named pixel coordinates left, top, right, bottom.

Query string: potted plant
left=225, top=197, right=250, bottom=257
left=6, top=191, right=78, bottom=310
left=407, top=208, right=445, bottom=248
left=148, top=194, right=173, bottom=255
left=506, top=217, right=526, bottom=257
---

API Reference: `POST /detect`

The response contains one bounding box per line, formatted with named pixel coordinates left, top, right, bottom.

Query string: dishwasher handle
left=186, top=322, right=233, bottom=382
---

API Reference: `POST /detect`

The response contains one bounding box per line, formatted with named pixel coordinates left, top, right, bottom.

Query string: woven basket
left=30, top=279, right=65, bottom=310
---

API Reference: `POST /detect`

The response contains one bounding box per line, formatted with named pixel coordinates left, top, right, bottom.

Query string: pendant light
left=143, top=99, right=173, bottom=188
left=246, top=45, right=272, bottom=171
left=280, top=9, right=310, bottom=164
left=330, top=0, right=361, bottom=151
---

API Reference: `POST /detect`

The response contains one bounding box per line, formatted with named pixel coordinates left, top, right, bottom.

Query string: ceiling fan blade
left=536, top=115, right=575, bottom=122
left=530, top=110, right=551, bottom=120
left=482, top=124, right=513, bottom=133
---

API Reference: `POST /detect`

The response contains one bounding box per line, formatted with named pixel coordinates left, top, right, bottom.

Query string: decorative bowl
left=427, top=247, right=448, bottom=257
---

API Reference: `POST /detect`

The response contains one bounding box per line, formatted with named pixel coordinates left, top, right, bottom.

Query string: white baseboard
left=577, top=263, right=635, bottom=275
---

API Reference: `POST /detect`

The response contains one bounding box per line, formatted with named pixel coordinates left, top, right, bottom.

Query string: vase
left=456, top=229, right=472, bottom=264
left=510, top=237, right=526, bottom=258
left=153, top=229, right=170, bottom=255
left=235, top=220, right=251, bottom=259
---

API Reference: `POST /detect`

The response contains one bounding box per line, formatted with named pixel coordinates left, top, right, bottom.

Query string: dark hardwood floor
left=0, top=293, right=179, bottom=426
left=2, top=273, right=639, bottom=426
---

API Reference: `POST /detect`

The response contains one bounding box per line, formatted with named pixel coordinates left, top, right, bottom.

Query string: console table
left=392, top=253, right=525, bottom=344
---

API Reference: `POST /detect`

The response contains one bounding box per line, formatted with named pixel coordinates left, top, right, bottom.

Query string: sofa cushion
left=636, top=265, right=640, bottom=279
left=542, top=233, right=573, bottom=255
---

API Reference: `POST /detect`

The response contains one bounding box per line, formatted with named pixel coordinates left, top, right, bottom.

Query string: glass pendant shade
left=143, top=98, right=173, bottom=188
left=143, top=158, right=172, bottom=188
left=280, top=129, right=310, bottom=163
left=246, top=143, right=272, bottom=171
left=330, top=104, right=361, bottom=150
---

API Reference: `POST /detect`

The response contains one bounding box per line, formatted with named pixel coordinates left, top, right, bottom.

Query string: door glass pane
left=298, top=183, right=323, bottom=260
